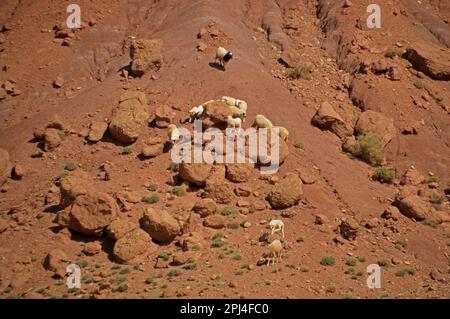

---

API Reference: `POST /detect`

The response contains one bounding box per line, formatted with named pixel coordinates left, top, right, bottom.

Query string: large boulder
left=355, top=110, right=396, bottom=146
left=179, top=163, right=213, bottom=186
left=58, top=171, right=91, bottom=208
left=130, top=39, right=163, bottom=76
left=192, top=198, right=217, bottom=217
left=404, top=46, right=450, bottom=81
left=0, top=148, right=11, bottom=186
left=141, top=208, right=180, bottom=243
left=267, top=173, right=303, bottom=209
left=109, top=91, right=149, bottom=144
left=311, top=101, right=353, bottom=138
left=339, top=218, right=359, bottom=240
left=225, top=162, right=255, bottom=183
left=394, top=195, right=434, bottom=221
left=65, top=191, right=119, bottom=236
left=153, top=105, right=174, bottom=128
left=106, top=219, right=138, bottom=240
left=203, top=214, right=226, bottom=229
left=204, top=180, right=235, bottom=204
left=113, top=229, right=155, bottom=264
left=206, top=100, right=232, bottom=128
left=400, top=166, right=425, bottom=186
left=43, top=249, right=70, bottom=278
left=43, top=128, right=62, bottom=151
left=87, top=121, right=108, bottom=142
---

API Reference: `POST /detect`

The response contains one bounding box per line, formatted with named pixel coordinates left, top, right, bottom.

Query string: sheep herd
left=165, top=47, right=289, bottom=266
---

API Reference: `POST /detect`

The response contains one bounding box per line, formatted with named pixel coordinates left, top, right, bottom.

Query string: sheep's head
left=224, top=52, right=233, bottom=62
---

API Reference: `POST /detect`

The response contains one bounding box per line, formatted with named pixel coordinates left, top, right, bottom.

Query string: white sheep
left=167, top=124, right=180, bottom=144
left=261, top=239, right=283, bottom=266
left=236, top=99, right=248, bottom=118
left=252, top=114, right=273, bottom=129
left=221, top=96, right=237, bottom=106
left=215, top=47, right=233, bottom=68
left=226, top=115, right=242, bottom=128
left=188, top=104, right=205, bottom=123
left=228, top=105, right=246, bottom=121
left=269, top=219, right=285, bottom=239
left=273, top=126, right=289, bottom=142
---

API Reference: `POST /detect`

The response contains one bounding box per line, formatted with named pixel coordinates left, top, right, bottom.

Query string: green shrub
left=384, top=48, right=398, bottom=58
left=294, top=142, right=304, bottom=149
left=345, top=258, right=357, bottom=267
left=143, top=194, right=159, bottom=204
left=395, top=239, right=407, bottom=250
left=116, top=283, right=128, bottom=292
left=171, top=186, right=186, bottom=197
left=168, top=162, right=179, bottom=172
left=122, top=146, right=132, bottom=155
left=354, top=133, right=385, bottom=165
left=395, top=267, right=416, bottom=277
left=422, top=220, right=437, bottom=228
left=377, top=260, right=391, bottom=268
left=427, top=176, right=439, bottom=184
left=373, top=167, right=395, bottom=183
left=145, top=278, right=158, bottom=286
left=168, top=269, right=180, bottom=277
left=64, top=162, right=77, bottom=171
left=326, top=286, right=336, bottom=293
left=221, top=206, right=238, bottom=216
left=212, top=238, right=225, bottom=248
left=413, top=80, right=423, bottom=89
left=232, top=254, right=242, bottom=261
left=227, top=222, right=240, bottom=230
left=82, top=275, right=93, bottom=284
left=320, top=256, right=335, bottom=266
left=287, top=65, right=312, bottom=80
left=296, top=236, right=304, bottom=243
left=158, top=252, right=170, bottom=261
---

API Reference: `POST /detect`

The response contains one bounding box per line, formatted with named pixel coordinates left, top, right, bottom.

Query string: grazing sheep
left=221, top=96, right=237, bottom=106
left=252, top=114, right=273, bottom=129
left=269, top=219, right=285, bottom=239
left=260, top=239, right=283, bottom=266
left=228, top=105, right=246, bottom=121
left=226, top=115, right=242, bottom=128
left=167, top=124, right=180, bottom=144
left=236, top=99, right=248, bottom=118
left=189, top=104, right=205, bottom=123
left=215, top=47, right=233, bottom=68
left=273, top=126, right=289, bottom=142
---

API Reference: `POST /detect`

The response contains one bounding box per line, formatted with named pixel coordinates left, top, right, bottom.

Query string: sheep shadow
left=208, top=62, right=225, bottom=71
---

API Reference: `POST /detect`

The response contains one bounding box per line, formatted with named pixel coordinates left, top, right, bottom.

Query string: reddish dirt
left=0, top=0, right=449, bottom=299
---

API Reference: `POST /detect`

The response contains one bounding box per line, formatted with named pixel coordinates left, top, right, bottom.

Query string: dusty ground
left=0, top=0, right=449, bottom=299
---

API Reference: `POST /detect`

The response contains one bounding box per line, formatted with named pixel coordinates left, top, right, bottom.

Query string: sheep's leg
left=282, top=226, right=285, bottom=239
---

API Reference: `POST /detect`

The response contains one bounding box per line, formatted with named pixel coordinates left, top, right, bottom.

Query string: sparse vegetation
left=320, top=256, right=335, bottom=266
left=395, top=239, right=407, bottom=250
left=422, top=220, right=437, bottom=228
left=168, top=269, right=181, bottom=277
left=413, top=80, right=423, bottom=89
left=115, top=282, right=128, bottom=292
left=296, top=236, right=304, bottom=243
left=384, top=48, right=399, bottom=58
left=212, top=238, right=225, bottom=248
left=357, top=256, right=366, bottom=263
left=235, top=269, right=244, bottom=276
left=171, top=186, right=186, bottom=197
left=168, top=162, right=179, bottom=172
left=377, top=260, right=391, bottom=268
left=232, top=254, right=242, bottom=261
left=64, top=162, right=77, bottom=171
left=427, top=176, right=439, bottom=184
left=82, top=275, right=93, bottom=284
left=143, top=194, right=159, bottom=204
left=345, top=258, right=357, bottom=267
left=158, top=252, right=170, bottom=261
left=221, top=206, right=238, bottom=216
left=120, top=267, right=131, bottom=275
left=122, top=146, right=132, bottom=155
left=287, top=65, right=312, bottom=80
left=354, top=133, right=385, bottom=165
left=344, top=267, right=355, bottom=275
left=326, top=286, right=336, bottom=293
left=182, top=263, right=197, bottom=270
left=294, top=142, right=304, bottom=149
left=373, top=167, right=395, bottom=183
left=395, top=267, right=416, bottom=277
left=227, top=222, right=240, bottom=230
left=76, top=260, right=88, bottom=268
left=145, top=278, right=158, bottom=286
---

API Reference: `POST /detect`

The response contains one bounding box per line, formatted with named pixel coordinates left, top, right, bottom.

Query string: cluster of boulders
left=311, top=100, right=395, bottom=166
